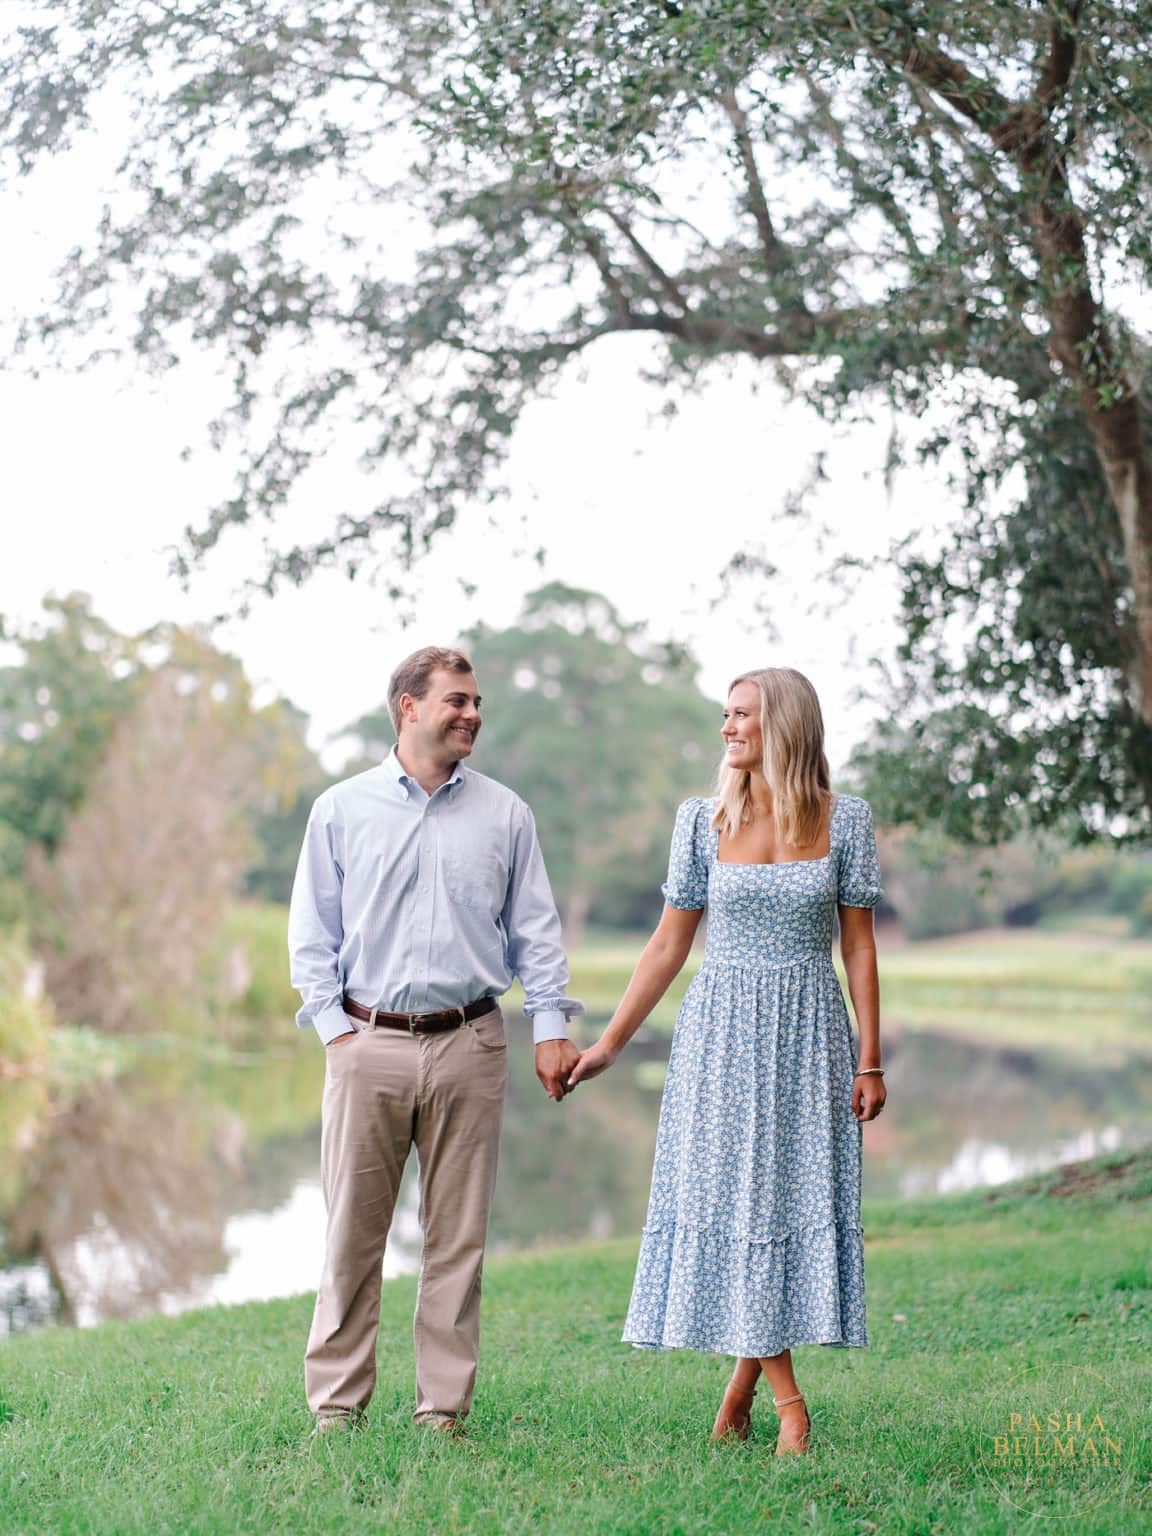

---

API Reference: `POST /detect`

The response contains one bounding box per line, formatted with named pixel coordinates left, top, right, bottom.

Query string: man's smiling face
left=403, top=668, right=483, bottom=761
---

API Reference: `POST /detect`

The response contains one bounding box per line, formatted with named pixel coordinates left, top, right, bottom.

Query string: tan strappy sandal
left=710, top=1378, right=757, bottom=1443
left=772, top=1391, right=812, bottom=1456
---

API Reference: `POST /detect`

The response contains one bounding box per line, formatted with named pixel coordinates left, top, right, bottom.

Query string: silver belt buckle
left=408, top=1012, right=421, bottom=1034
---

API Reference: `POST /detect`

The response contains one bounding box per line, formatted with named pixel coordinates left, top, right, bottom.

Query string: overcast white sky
left=1, top=64, right=955, bottom=775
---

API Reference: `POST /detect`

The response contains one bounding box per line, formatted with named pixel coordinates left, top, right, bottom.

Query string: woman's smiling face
left=721, top=680, right=763, bottom=771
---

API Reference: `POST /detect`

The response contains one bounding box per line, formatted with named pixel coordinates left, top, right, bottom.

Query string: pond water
left=2, top=1019, right=1149, bottom=1337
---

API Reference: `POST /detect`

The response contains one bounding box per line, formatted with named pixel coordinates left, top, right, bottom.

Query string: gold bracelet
left=854, top=1067, right=884, bottom=1076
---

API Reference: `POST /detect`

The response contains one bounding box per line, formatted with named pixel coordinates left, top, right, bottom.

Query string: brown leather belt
left=342, top=994, right=494, bottom=1034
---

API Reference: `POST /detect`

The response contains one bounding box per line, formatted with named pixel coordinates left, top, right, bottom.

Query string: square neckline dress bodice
left=621, top=792, right=883, bottom=1356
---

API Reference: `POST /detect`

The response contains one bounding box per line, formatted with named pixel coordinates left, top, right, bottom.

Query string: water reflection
left=1, top=1022, right=1149, bottom=1335
left=909, top=1124, right=1125, bottom=1197
left=873, top=1026, right=1152, bottom=1198
left=3, top=1074, right=243, bottom=1330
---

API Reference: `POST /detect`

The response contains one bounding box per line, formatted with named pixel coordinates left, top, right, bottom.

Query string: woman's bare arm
left=838, top=904, right=880, bottom=1063
left=838, top=903, right=886, bottom=1122
left=568, top=905, right=704, bottom=1084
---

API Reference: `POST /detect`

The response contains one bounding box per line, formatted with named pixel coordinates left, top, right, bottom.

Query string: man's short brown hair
left=387, top=646, right=475, bottom=736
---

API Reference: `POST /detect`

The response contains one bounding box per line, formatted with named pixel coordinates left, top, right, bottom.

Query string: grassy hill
left=1, top=1144, right=1148, bottom=1535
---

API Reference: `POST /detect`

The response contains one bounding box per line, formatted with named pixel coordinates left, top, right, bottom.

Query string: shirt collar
left=381, top=745, right=465, bottom=800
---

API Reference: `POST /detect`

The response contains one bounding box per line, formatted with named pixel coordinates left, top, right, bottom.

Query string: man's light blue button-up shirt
left=288, top=747, right=584, bottom=1046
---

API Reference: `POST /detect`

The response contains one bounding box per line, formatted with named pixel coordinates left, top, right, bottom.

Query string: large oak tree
left=4, top=1, right=1151, bottom=837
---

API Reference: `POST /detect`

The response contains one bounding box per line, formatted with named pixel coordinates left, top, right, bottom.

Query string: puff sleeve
left=661, top=797, right=709, bottom=910
left=837, top=797, right=883, bottom=909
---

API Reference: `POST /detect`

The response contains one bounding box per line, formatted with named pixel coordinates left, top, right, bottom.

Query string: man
left=288, top=645, right=583, bottom=1437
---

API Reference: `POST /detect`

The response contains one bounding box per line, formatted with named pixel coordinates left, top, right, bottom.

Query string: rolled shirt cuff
left=312, top=1000, right=356, bottom=1045
left=530, top=1009, right=569, bottom=1045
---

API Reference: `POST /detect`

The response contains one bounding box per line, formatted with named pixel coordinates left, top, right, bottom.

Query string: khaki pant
left=304, top=1005, right=508, bottom=1421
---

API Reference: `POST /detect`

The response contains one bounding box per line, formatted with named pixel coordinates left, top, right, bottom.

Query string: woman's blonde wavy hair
left=711, top=668, right=832, bottom=845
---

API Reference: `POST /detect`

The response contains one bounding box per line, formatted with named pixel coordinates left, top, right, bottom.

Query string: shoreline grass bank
left=2, top=1145, right=1149, bottom=1535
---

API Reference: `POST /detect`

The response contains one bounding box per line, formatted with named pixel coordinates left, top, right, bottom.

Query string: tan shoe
left=710, top=1378, right=757, bottom=1444
left=310, top=1407, right=362, bottom=1439
left=772, top=1392, right=811, bottom=1456
left=418, top=1413, right=468, bottom=1438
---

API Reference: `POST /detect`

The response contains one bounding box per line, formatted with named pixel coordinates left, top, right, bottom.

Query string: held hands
left=535, top=1038, right=582, bottom=1102
left=566, top=1037, right=619, bottom=1088
left=534, top=1036, right=620, bottom=1099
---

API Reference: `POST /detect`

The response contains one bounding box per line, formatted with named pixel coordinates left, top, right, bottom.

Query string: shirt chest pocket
left=444, top=851, right=507, bottom=912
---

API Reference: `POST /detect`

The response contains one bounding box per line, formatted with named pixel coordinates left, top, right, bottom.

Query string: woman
left=569, top=667, right=886, bottom=1455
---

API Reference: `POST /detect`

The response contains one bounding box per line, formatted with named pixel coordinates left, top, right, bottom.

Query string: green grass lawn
left=1, top=1145, right=1149, bottom=1535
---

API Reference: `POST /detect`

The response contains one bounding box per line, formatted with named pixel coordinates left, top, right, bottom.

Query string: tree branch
left=856, top=13, right=1015, bottom=135
left=1035, top=4, right=1081, bottom=110
left=847, top=5, right=1048, bottom=160
left=585, top=309, right=801, bottom=359
left=602, top=208, right=690, bottom=313
left=554, top=195, right=633, bottom=318
left=798, top=64, right=923, bottom=261
left=717, top=87, right=803, bottom=297
left=295, top=64, right=427, bottom=103
left=908, top=88, right=965, bottom=243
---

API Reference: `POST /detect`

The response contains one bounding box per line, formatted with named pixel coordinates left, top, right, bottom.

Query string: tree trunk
left=883, top=23, right=1152, bottom=727
left=1086, top=418, right=1152, bottom=722
left=1028, top=162, right=1152, bottom=725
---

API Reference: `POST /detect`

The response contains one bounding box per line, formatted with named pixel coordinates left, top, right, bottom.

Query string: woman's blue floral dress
left=622, top=793, right=882, bottom=1357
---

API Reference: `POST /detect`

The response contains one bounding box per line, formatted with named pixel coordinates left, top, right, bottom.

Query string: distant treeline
left=2, top=589, right=1150, bottom=1054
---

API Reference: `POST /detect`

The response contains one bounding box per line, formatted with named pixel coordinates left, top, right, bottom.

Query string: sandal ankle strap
left=772, top=1392, right=805, bottom=1408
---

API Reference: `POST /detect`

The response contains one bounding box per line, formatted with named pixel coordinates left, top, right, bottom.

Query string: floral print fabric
left=622, top=793, right=882, bottom=1356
